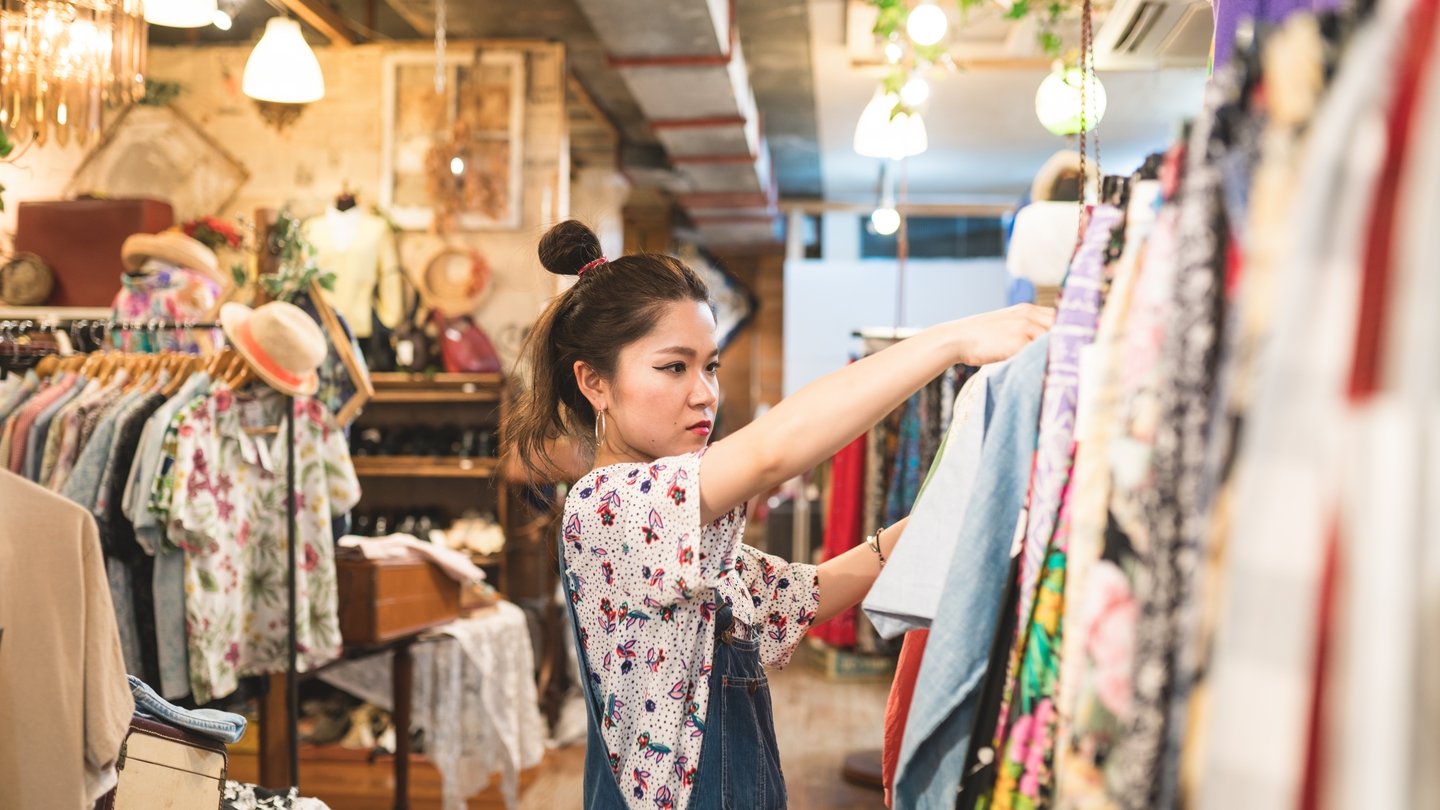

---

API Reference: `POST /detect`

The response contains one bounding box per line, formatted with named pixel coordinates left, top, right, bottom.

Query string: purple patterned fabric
left=1013, top=205, right=1123, bottom=664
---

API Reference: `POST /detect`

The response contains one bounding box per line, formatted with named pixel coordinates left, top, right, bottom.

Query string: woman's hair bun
left=538, top=219, right=604, bottom=277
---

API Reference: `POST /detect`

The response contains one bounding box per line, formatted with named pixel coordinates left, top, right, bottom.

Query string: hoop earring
left=595, top=409, right=607, bottom=445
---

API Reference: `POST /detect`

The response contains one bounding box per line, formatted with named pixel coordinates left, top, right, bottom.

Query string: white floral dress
left=563, top=451, right=821, bottom=810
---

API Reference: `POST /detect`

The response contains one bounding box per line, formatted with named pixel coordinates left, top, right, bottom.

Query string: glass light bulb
left=1034, top=67, right=1107, bottom=136
left=450, top=156, right=465, bottom=176
left=871, top=207, right=901, bottom=236
left=212, top=9, right=232, bottom=30
left=907, top=3, right=948, bottom=46
left=900, top=75, right=930, bottom=106
left=884, top=41, right=904, bottom=64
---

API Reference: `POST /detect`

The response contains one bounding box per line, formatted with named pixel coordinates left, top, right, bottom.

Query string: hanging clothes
left=810, top=431, right=866, bottom=648
left=891, top=335, right=1049, bottom=809
left=981, top=203, right=1121, bottom=810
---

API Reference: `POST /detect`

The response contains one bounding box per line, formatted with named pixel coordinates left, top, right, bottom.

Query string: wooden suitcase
left=95, top=715, right=227, bottom=810
left=13, top=197, right=173, bottom=306
left=336, top=555, right=461, bottom=644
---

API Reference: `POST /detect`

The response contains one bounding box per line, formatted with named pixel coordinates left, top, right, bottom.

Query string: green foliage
left=260, top=208, right=337, bottom=302
left=868, top=0, right=1072, bottom=63
left=141, top=79, right=183, bottom=106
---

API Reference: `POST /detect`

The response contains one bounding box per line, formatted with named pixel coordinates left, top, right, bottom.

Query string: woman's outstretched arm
left=696, top=304, right=1052, bottom=525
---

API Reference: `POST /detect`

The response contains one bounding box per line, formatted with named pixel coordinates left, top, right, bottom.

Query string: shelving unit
left=349, top=372, right=513, bottom=594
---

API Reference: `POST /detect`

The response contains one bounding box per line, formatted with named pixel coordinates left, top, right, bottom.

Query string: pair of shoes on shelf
left=352, top=506, right=449, bottom=539
left=440, top=511, right=506, bottom=556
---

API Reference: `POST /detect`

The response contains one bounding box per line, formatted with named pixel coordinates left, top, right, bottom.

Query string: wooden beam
left=276, top=0, right=359, bottom=46
left=380, top=0, right=432, bottom=35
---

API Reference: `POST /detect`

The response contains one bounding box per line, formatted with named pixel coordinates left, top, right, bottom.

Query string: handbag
left=391, top=275, right=432, bottom=374
left=431, top=311, right=502, bottom=374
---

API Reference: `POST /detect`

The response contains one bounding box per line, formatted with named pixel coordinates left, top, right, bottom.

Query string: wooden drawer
left=336, top=556, right=461, bottom=644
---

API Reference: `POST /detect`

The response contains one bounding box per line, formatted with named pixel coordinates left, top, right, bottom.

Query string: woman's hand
left=950, top=304, right=1055, bottom=366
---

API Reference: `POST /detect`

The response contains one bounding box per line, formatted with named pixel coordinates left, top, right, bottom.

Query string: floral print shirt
left=162, top=384, right=360, bottom=703
left=563, top=452, right=820, bottom=810
left=111, top=264, right=223, bottom=354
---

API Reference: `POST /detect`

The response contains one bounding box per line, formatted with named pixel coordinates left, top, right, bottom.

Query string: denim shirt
left=892, top=334, right=1049, bottom=808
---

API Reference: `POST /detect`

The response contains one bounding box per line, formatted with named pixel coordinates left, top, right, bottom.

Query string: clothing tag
left=1009, top=507, right=1028, bottom=557
left=239, top=433, right=260, bottom=467
left=255, top=438, right=274, bottom=473
left=396, top=340, right=415, bottom=368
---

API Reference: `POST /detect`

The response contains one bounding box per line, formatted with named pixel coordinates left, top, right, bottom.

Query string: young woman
left=505, top=220, right=1054, bottom=810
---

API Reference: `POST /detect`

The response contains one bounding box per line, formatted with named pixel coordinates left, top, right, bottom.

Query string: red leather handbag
left=431, top=311, right=502, bottom=374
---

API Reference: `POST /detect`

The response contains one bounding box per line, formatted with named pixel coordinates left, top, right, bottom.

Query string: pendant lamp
left=243, top=17, right=325, bottom=129
left=854, top=89, right=928, bottom=160
left=144, top=0, right=217, bottom=28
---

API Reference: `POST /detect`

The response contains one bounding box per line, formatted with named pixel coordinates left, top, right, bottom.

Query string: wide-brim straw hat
left=410, top=247, right=492, bottom=318
left=219, top=301, right=326, bottom=397
left=122, top=231, right=224, bottom=286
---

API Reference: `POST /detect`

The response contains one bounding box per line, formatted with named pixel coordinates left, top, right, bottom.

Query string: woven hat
left=411, top=247, right=491, bottom=318
left=122, top=230, right=223, bottom=285
left=219, top=301, right=326, bottom=397
left=0, top=252, right=54, bottom=306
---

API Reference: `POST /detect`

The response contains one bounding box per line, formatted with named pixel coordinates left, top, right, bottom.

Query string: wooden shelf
left=352, top=456, right=499, bottom=478
left=368, top=373, right=505, bottom=404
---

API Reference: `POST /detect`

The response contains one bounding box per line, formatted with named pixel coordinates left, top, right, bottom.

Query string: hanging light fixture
left=0, top=0, right=146, bottom=148
left=242, top=16, right=325, bottom=130
left=854, top=89, right=928, bottom=160
left=1034, top=65, right=1107, bottom=136
left=144, top=0, right=217, bottom=28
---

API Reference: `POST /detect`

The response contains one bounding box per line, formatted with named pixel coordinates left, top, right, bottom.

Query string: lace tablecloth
left=319, top=602, right=547, bottom=810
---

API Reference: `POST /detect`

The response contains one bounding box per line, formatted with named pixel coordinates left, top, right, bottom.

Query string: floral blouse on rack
left=160, top=384, right=360, bottom=703
left=563, top=451, right=820, bottom=810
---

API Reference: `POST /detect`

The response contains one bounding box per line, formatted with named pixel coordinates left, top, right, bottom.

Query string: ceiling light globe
left=900, top=75, right=930, bottom=106
left=871, top=207, right=902, bottom=236
left=907, top=3, right=948, bottom=46
left=1035, top=67, right=1107, bottom=136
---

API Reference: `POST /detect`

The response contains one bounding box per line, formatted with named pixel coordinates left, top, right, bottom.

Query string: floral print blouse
left=111, top=265, right=223, bottom=354
left=162, top=384, right=360, bottom=703
left=563, top=452, right=820, bottom=810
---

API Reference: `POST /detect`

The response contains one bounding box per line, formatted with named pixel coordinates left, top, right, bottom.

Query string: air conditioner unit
left=1093, top=0, right=1214, bottom=70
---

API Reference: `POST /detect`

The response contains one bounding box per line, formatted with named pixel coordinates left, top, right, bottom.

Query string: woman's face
left=600, top=300, right=720, bottom=463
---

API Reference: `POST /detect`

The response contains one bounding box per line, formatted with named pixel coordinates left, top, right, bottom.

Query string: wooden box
left=97, top=715, right=227, bottom=810
left=14, top=198, right=174, bottom=306
left=336, top=556, right=461, bottom=644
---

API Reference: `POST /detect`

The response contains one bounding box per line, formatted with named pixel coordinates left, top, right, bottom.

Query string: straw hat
left=121, top=230, right=223, bottom=285
left=219, top=301, right=326, bottom=397
left=411, top=247, right=491, bottom=318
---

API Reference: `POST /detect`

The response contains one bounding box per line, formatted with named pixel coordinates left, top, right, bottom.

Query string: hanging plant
left=259, top=209, right=336, bottom=302
left=870, top=0, right=1072, bottom=61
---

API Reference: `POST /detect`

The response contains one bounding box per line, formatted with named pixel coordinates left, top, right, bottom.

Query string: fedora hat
left=220, top=301, right=326, bottom=397
left=410, top=247, right=491, bottom=319
left=122, top=230, right=224, bottom=285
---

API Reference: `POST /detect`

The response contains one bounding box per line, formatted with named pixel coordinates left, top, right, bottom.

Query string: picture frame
left=380, top=49, right=526, bottom=231
left=65, top=104, right=250, bottom=221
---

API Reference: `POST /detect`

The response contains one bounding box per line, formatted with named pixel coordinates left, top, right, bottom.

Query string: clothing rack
left=0, top=318, right=304, bottom=785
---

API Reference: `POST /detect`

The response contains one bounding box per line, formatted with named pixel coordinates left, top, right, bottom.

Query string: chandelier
left=0, top=0, right=147, bottom=148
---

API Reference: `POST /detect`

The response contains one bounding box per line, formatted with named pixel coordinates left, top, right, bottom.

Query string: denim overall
left=561, top=540, right=788, bottom=809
